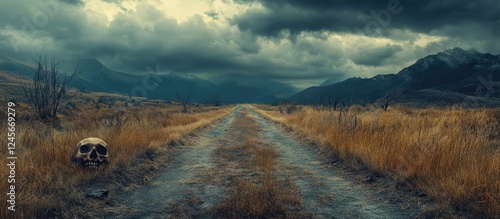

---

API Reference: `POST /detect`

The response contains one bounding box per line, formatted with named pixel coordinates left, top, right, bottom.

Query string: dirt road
left=104, top=105, right=420, bottom=218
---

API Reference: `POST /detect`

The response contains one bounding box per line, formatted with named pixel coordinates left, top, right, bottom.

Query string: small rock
left=365, top=175, right=377, bottom=183
left=330, top=158, right=340, bottom=165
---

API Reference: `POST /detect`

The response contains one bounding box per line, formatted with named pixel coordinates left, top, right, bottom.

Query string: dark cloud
left=59, top=0, right=84, bottom=6
left=351, top=44, right=403, bottom=66
left=233, top=0, right=500, bottom=48
left=232, top=0, right=396, bottom=36
left=232, top=6, right=367, bottom=36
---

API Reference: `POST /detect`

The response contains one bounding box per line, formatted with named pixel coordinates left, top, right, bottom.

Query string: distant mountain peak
left=406, top=47, right=489, bottom=73
left=446, top=47, right=473, bottom=53
left=439, top=47, right=479, bottom=58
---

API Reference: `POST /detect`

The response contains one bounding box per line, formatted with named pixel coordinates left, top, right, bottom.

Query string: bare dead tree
left=381, top=94, right=390, bottom=111
left=176, top=89, right=192, bottom=113
left=22, top=51, right=78, bottom=124
left=208, top=93, right=222, bottom=106
left=331, top=89, right=346, bottom=111
left=279, top=98, right=298, bottom=114
left=319, top=86, right=346, bottom=111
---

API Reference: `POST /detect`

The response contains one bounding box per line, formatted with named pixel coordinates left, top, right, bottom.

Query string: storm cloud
left=0, top=0, right=498, bottom=91
left=350, top=44, right=403, bottom=66
left=233, top=0, right=500, bottom=38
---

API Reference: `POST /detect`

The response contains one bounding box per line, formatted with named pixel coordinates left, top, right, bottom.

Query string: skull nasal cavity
left=90, top=149, right=97, bottom=158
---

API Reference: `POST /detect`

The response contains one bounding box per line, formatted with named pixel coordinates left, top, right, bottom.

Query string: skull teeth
left=84, top=162, right=100, bottom=168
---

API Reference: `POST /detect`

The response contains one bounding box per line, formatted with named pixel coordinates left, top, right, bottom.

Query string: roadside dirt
left=94, top=105, right=423, bottom=218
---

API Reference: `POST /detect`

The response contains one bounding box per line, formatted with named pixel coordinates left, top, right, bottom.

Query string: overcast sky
left=1, top=0, right=499, bottom=91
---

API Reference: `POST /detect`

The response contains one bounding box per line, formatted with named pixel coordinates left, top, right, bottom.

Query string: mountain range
left=1, top=48, right=499, bottom=107
left=0, top=56, right=284, bottom=104
left=291, top=48, right=500, bottom=107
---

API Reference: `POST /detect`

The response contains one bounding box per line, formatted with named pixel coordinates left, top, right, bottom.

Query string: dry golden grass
left=253, top=104, right=500, bottom=218
left=0, top=101, right=234, bottom=218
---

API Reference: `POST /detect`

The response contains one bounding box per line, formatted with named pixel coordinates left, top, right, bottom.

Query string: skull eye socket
left=96, top=144, right=108, bottom=155
left=79, top=144, right=92, bottom=153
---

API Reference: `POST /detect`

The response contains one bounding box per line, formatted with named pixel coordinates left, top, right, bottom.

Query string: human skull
left=71, top=138, right=109, bottom=169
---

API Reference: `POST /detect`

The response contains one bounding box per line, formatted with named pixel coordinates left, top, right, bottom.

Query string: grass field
left=0, top=99, right=233, bottom=218
left=254, top=104, right=500, bottom=218
left=2, top=85, right=499, bottom=218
